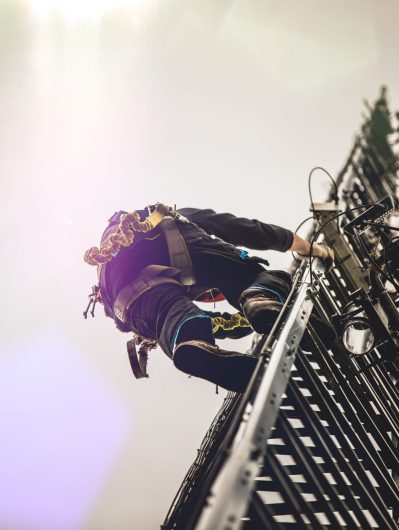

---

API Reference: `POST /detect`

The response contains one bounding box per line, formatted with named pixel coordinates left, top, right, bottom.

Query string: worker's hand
left=298, top=242, right=335, bottom=271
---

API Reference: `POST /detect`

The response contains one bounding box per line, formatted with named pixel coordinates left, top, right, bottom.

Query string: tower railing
left=161, top=87, right=399, bottom=530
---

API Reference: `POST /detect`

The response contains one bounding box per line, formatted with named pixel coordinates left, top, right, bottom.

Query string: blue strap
left=172, top=315, right=211, bottom=352
left=248, top=284, right=286, bottom=303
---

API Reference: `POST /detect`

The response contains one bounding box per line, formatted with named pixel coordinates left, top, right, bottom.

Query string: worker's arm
left=289, top=233, right=311, bottom=255
left=290, top=233, right=335, bottom=267
left=177, top=207, right=294, bottom=252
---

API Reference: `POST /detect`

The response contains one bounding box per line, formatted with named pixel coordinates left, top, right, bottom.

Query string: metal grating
left=161, top=87, right=399, bottom=530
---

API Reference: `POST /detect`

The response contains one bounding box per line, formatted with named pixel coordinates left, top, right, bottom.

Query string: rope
left=212, top=313, right=251, bottom=334
left=84, top=203, right=170, bottom=266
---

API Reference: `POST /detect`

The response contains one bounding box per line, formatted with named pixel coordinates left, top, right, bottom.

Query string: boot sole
left=245, top=306, right=336, bottom=349
left=246, top=307, right=281, bottom=334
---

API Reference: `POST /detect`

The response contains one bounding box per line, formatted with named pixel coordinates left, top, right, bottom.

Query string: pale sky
left=1, top=1, right=399, bottom=529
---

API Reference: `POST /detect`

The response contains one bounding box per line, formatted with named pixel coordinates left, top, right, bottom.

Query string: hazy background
left=1, top=1, right=399, bottom=529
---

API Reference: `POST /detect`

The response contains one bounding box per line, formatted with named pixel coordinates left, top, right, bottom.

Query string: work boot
left=240, top=289, right=283, bottom=334
left=173, top=340, right=257, bottom=393
left=240, top=289, right=336, bottom=350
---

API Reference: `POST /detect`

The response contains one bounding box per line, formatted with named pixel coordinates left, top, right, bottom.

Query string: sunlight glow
left=28, top=0, right=147, bottom=24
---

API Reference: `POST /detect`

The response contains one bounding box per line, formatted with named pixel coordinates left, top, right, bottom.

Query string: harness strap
left=161, top=218, right=196, bottom=286
left=113, top=265, right=182, bottom=323
left=126, top=335, right=157, bottom=379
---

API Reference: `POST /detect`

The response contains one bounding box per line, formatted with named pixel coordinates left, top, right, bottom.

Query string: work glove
left=298, top=242, right=335, bottom=271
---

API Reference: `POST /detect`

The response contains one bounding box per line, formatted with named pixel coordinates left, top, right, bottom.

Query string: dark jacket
left=103, top=207, right=293, bottom=308
left=178, top=208, right=293, bottom=251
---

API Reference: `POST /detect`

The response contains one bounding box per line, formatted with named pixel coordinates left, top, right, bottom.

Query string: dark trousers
left=127, top=222, right=292, bottom=359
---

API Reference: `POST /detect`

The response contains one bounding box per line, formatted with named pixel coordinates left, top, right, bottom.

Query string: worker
left=84, top=204, right=334, bottom=393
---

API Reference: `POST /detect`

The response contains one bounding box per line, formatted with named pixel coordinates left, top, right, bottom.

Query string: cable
left=308, top=203, right=380, bottom=285
left=294, top=215, right=317, bottom=234
left=308, top=166, right=339, bottom=213
left=381, top=236, right=399, bottom=292
left=385, top=236, right=399, bottom=294
left=294, top=167, right=341, bottom=267
left=354, top=221, right=399, bottom=293
left=356, top=231, right=399, bottom=293
left=308, top=166, right=340, bottom=231
left=291, top=215, right=317, bottom=264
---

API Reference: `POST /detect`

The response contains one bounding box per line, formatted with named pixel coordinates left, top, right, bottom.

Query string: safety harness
left=83, top=203, right=251, bottom=379
left=113, top=265, right=182, bottom=323
left=84, top=204, right=197, bottom=378
left=112, top=215, right=197, bottom=323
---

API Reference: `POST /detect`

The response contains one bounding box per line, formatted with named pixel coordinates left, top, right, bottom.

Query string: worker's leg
left=126, top=283, right=257, bottom=392
left=184, top=228, right=334, bottom=344
left=190, top=245, right=292, bottom=334
left=241, top=269, right=292, bottom=303
left=198, top=260, right=333, bottom=345
left=237, top=269, right=292, bottom=334
left=127, top=282, right=212, bottom=357
left=228, top=267, right=334, bottom=345
left=235, top=268, right=335, bottom=347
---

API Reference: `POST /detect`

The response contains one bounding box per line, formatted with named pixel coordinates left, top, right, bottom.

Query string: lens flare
left=28, top=0, right=146, bottom=24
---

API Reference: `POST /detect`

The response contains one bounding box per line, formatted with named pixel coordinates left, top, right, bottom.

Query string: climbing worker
left=83, top=204, right=334, bottom=393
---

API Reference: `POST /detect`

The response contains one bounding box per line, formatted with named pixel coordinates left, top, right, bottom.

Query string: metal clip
left=83, top=285, right=102, bottom=319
